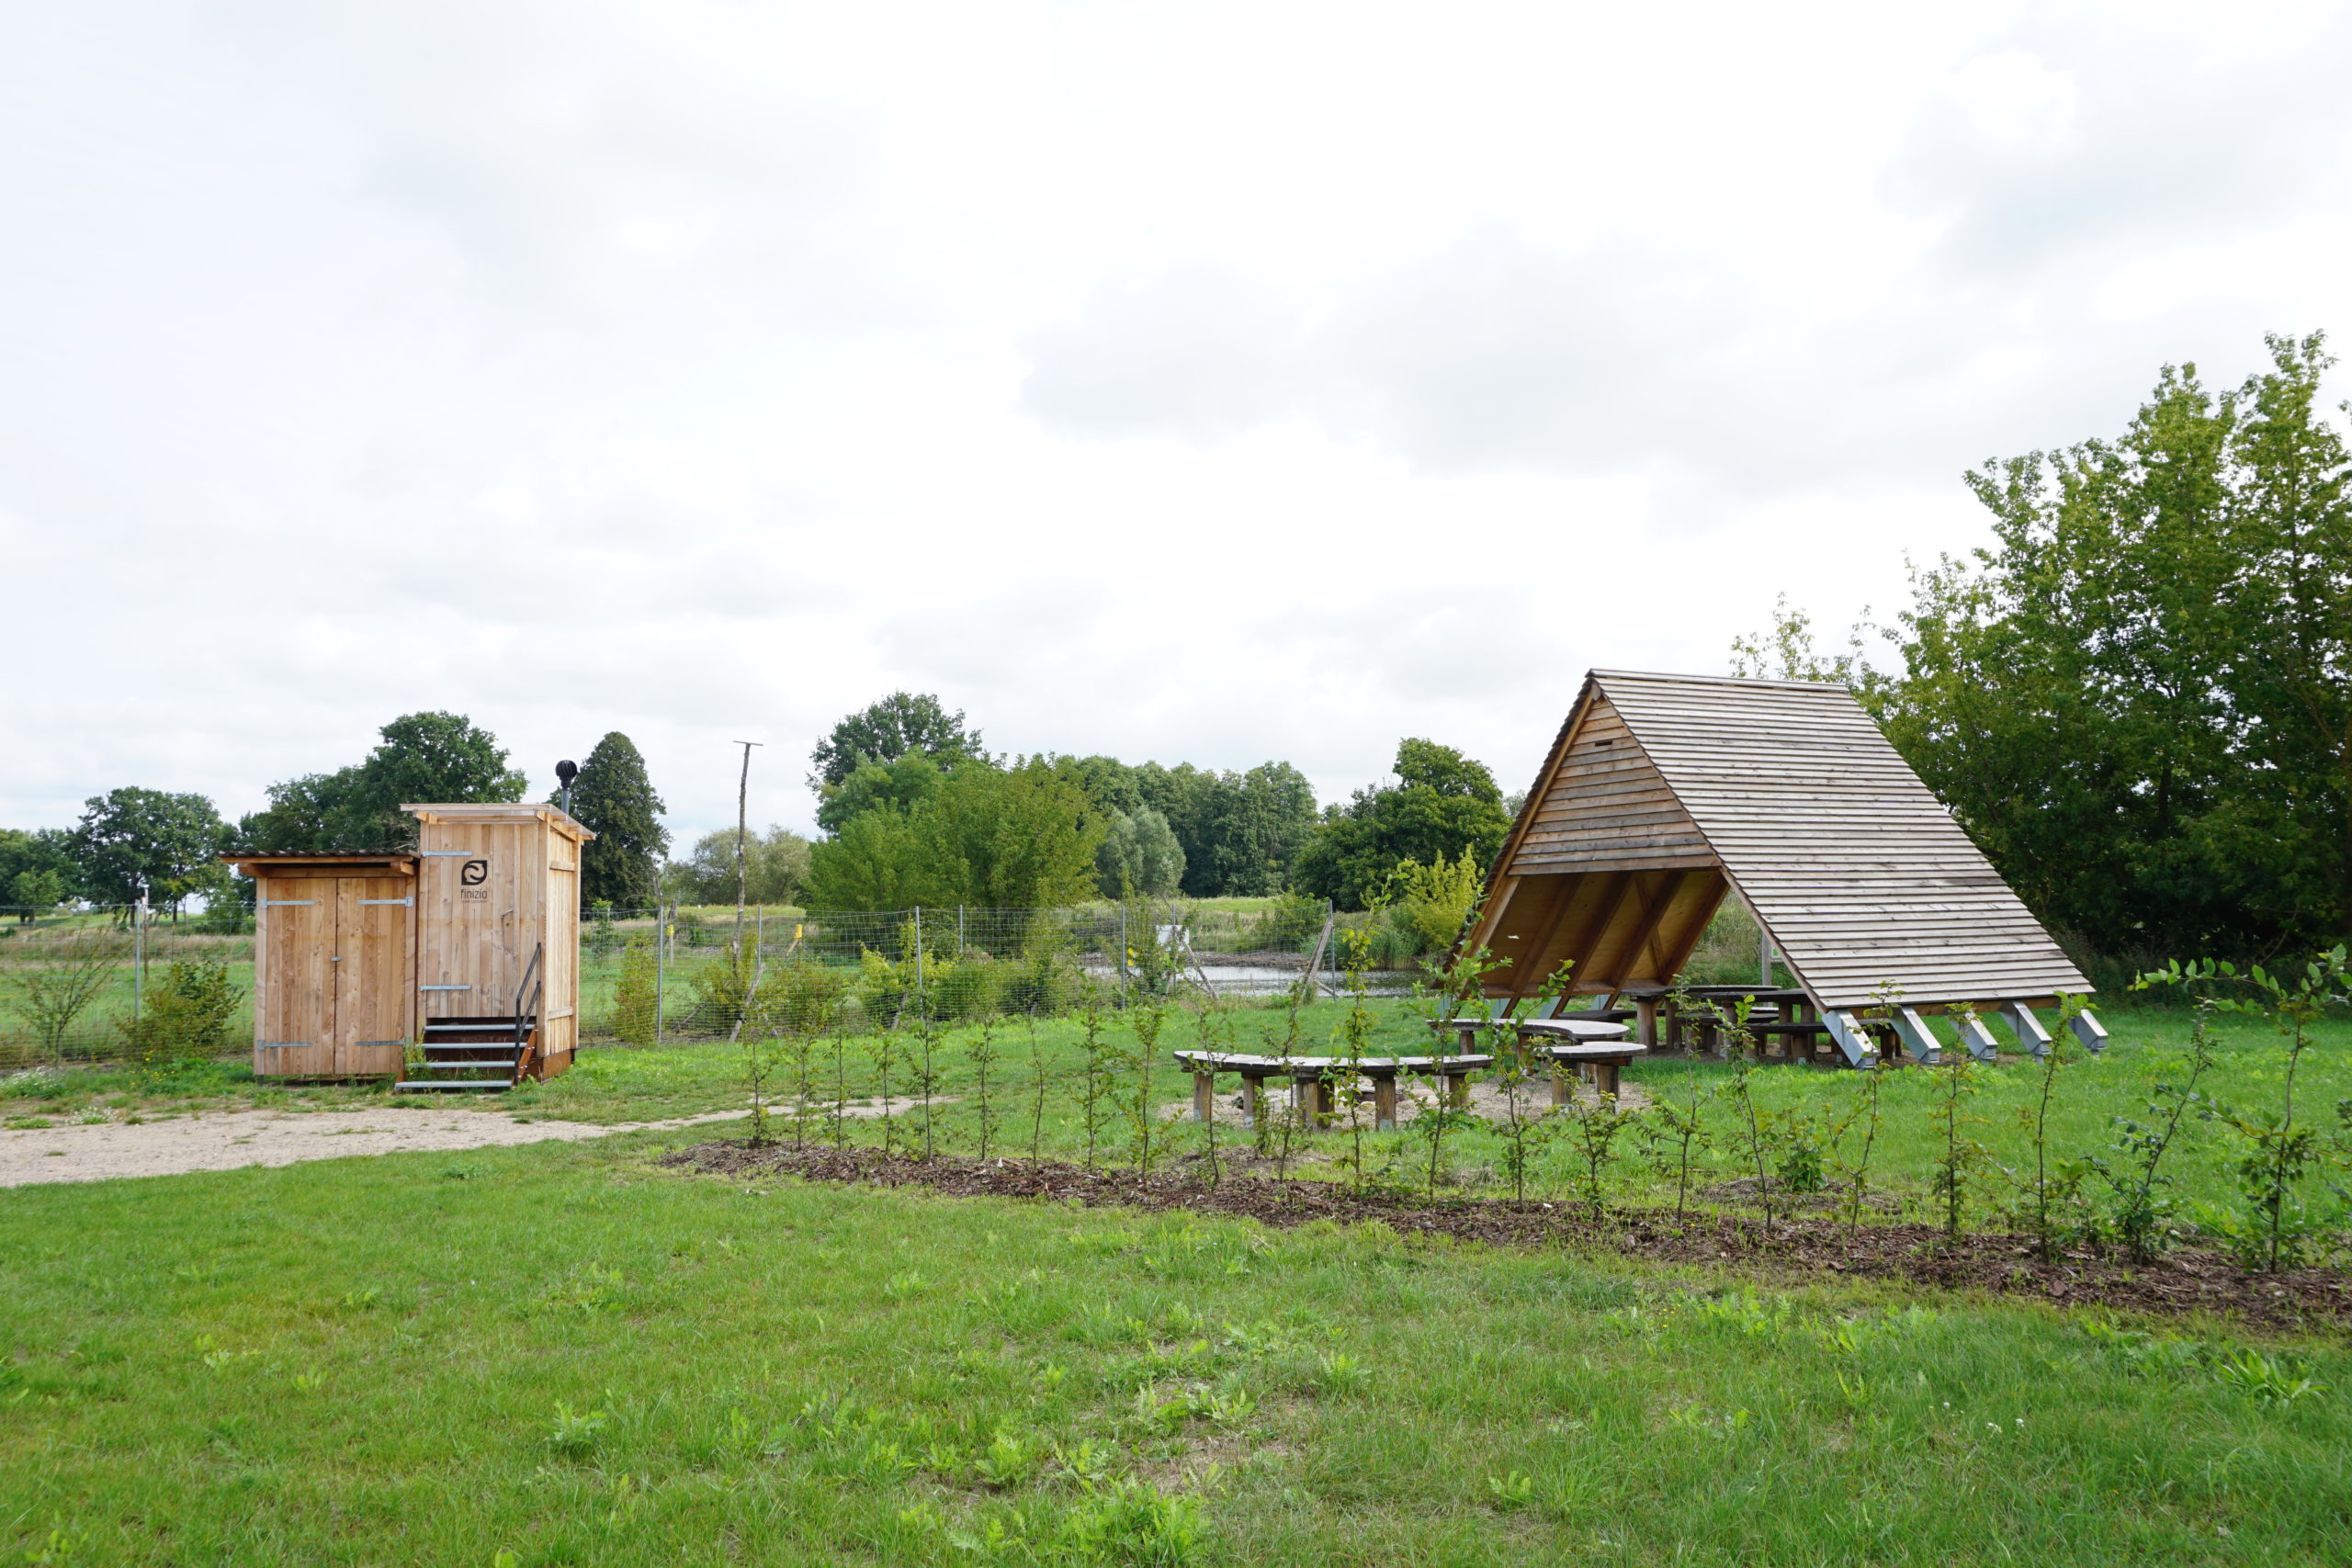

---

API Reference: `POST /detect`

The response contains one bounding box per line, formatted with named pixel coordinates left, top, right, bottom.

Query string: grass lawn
left=5, top=1122, right=2350, bottom=1566
left=10, top=1000, right=2352, bottom=1237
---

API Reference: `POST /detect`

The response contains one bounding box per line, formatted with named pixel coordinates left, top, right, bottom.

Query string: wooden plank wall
left=410, top=805, right=587, bottom=1075
left=543, top=824, right=579, bottom=1066
left=1508, top=696, right=1717, bottom=874
left=415, top=816, right=542, bottom=1022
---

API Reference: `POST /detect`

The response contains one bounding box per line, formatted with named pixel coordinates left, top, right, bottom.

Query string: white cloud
left=4, top=0, right=2350, bottom=840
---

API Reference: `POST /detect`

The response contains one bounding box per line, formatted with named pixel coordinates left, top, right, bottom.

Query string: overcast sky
left=6, top=0, right=2351, bottom=843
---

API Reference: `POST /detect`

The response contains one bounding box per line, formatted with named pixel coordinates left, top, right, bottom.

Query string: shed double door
left=258, top=876, right=413, bottom=1077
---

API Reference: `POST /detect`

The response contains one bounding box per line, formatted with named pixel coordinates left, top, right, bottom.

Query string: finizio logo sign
left=460, top=858, right=491, bottom=900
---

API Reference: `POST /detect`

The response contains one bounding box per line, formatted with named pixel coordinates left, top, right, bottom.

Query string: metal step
left=392, top=1079, right=514, bottom=1092
left=414, top=1058, right=519, bottom=1070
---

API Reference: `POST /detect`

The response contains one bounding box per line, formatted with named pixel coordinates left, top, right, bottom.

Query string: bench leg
left=1440, top=1073, right=1471, bottom=1110
left=1193, top=1070, right=1214, bottom=1123
left=1241, top=1074, right=1264, bottom=1126
left=1551, top=1070, right=1571, bottom=1107
left=1635, top=998, right=1658, bottom=1048
left=1594, top=1062, right=1621, bottom=1100
left=1374, top=1077, right=1397, bottom=1132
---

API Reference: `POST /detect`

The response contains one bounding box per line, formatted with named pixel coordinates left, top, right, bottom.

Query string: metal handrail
left=513, top=942, right=544, bottom=1078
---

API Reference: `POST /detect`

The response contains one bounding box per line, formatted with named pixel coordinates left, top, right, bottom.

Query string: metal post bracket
left=1822, top=1010, right=1875, bottom=1067
left=1998, top=1001, right=2053, bottom=1061
left=1888, top=1007, right=1942, bottom=1066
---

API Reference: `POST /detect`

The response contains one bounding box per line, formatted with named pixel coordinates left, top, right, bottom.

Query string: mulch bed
left=659, top=1142, right=2352, bottom=1333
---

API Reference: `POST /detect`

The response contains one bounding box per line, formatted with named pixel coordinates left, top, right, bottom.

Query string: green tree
left=804, top=758, right=1107, bottom=911
left=807, top=693, right=982, bottom=791
left=1293, top=739, right=1512, bottom=910
left=1133, top=761, right=1318, bottom=896
left=815, top=752, right=948, bottom=834
left=240, top=712, right=527, bottom=852
left=68, top=789, right=230, bottom=911
left=664, top=826, right=811, bottom=906
left=917, top=758, right=1108, bottom=908
left=1857, top=333, right=2352, bottom=958
left=1094, top=807, right=1185, bottom=897
left=803, top=807, right=938, bottom=910
left=0, top=829, right=74, bottom=919
left=563, top=732, right=669, bottom=908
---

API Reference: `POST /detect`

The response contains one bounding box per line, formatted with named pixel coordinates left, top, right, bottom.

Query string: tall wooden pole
left=731, top=740, right=763, bottom=952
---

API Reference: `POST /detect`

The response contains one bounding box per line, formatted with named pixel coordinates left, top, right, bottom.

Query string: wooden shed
left=1462, top=670, right=2102, bottom=1065
left=227, top=802, right=594, bottom=1087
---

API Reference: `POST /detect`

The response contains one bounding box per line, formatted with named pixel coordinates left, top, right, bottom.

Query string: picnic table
left=1426, top=1016, right=1642, bottom=1098
left=1170, top=1050, right=1495, bottom=1132
left=1613, top=986, right=1848, bottom=1064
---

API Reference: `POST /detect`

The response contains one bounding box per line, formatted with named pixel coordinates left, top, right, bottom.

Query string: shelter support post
left=1823, top=1010, right=1875, bottom=1067
left=1888, top=1008, right=1941, bottom=1066
left=1634, top=997, right=1658, bottom=1047
left=1951, top=1010, right=2001, bottom=1064
left=1998, top=1001, right=2053, bottom=1060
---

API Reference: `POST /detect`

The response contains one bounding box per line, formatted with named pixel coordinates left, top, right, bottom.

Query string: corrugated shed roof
left=1586, top=670, right=2090, bottom=1009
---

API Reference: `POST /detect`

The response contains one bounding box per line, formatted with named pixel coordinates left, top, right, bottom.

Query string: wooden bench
left=1171, top=1050, right=1494, bottom=1131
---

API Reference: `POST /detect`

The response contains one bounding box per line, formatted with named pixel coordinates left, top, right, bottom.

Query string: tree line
left=5, top=690, right=1517, bottom=924
left=1744, top=330, right=2352, bottom=969
left=0, top=716, right=673, bottom=920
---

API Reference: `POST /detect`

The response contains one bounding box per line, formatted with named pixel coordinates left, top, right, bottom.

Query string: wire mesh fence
left=0, top=907, right=254, bottom=1072
left=0, top=897, right=1400, bottom=1069
left=578, top=898, right=1387, bottom=1045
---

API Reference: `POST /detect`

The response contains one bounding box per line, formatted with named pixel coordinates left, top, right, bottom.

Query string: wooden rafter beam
left=1532, top=869, right=1637, bottom=999
left=1598, top=869, right=1688, bottom=990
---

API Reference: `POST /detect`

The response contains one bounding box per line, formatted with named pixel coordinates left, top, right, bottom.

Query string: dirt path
left=0, top=1106, right=751, bottom=1189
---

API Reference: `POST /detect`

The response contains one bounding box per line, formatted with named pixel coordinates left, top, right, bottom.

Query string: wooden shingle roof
left=1468, top=670, right=2090, bottom=1011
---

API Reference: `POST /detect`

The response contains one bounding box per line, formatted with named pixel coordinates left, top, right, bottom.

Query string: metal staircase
left=396, top=944, right=543, bottom=1093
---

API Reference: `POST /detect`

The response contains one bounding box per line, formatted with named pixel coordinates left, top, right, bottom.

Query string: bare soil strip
left=663, top=1143, right=2352, bottom=1333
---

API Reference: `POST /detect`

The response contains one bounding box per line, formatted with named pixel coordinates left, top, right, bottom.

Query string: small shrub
left=610, top=936, right=658, bottom=1045
left=930, top=956, right=1002, bottom=1025
left=1386, top=850, right=1484, bottom=957
left=119, top=960, right=243, bottom=1073
left=858, top=949, right=909, bottom=1028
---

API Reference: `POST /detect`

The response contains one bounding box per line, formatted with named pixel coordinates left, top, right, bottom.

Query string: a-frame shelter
left=1461, top=670, right=2102, bottom=1065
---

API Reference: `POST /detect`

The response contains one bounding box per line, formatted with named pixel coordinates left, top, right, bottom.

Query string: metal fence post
left=957, top=904, right=966, bottom=960
left=133, top=892, right=148, bottom=1025
left=913, top=907, right=923, bottom=996
left=654, top=901, right=667, bottom=1043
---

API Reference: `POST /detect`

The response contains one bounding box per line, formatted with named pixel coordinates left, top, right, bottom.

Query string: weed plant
left=1713, top=996, right=1779, bottom=1227
left=2142, top=950, right=2351, bottom=1270
left=1928, top=1050, right=1992, bottom=1244
left=1026, top=1014, right=1050, bottom=1163
left=1076, top=994, right=1114, bottom=1171
left=967, top=1014, right=1001, bottom=1160
left=1125, top=1000, right=1169, bottom=1176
